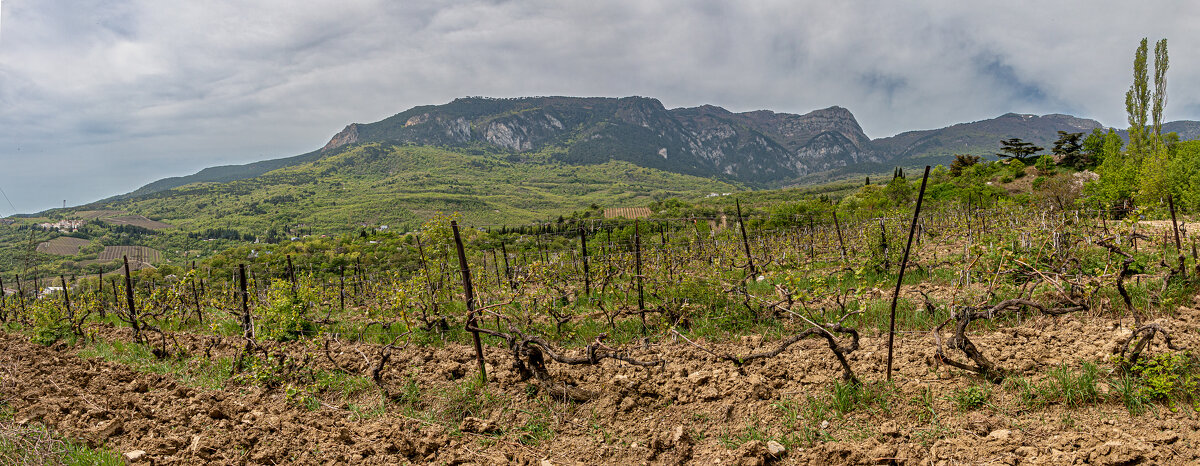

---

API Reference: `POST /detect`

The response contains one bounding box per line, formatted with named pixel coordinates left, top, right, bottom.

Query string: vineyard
left=604, top=207, right=653, bottom=219
left=102, top=215, right=174, bottom=231
left=35, top=237, right=92, bottom=256
left=96, top=246, right=162, bottom=264
left=2, top=193, right=1199, bottom=464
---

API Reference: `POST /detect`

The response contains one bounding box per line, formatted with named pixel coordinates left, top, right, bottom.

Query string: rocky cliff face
left=326, top=96, right=877, bottom=184
left=319, top=96, right=1115, bottom=186
left=321, top=124, right=359, bottom=152
left=115, top=96, right=1151, bottom=200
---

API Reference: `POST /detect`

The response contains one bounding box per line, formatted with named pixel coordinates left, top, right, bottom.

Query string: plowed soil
left=4, top=300, right=1200, bottom=464
left=36, top=237, right=92, bottom=256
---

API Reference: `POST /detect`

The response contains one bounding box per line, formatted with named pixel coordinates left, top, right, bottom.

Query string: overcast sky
left=1, top=1, right=1199, bottom=214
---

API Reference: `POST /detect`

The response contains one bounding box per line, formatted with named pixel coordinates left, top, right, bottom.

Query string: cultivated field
left=604, top=207, right=652, bottom=219
left=104, top=215, right=173, bottom=230
left=2, top=203, right=1199, bottom=464
left=75, top=210, right=127, bottom=220
left=97, top=246, right=162, bottom=263
left=35, top=237, right=92, bottom=256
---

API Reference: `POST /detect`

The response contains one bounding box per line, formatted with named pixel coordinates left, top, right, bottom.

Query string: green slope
left=103, top=150, right=326, bottom=202
left=92, top=143, right=741, bottom=234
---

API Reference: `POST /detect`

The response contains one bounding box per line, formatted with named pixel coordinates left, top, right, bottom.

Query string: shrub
left=255, top=276, right=321, bottom=341
left=28, top=299, right=72, bottom=346
left=1035, top=154, right=1056, bottom=175
left=1130, top=352, right=1200, bottom=409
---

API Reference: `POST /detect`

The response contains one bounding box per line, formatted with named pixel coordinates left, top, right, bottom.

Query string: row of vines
left=2, top=196, right=1198, bottom=408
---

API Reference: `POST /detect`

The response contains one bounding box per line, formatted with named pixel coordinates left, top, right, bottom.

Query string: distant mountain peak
left=320, top=96, right=880, bottom=184
left=113, top=95, right=1200, bottom=200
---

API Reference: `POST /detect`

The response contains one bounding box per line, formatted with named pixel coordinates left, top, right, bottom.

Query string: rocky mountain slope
left=120, top=95, right=1198, bottom=197
left=869, top=113, right=1103, bottom=161
left=321, top=96, right=878, bottom=184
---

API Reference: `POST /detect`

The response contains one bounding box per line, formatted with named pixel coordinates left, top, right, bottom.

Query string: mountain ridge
left=113, top=96, right=1200, bottom=202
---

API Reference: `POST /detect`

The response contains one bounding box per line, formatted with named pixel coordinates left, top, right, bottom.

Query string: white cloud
left=1, top=0, right=1199, bottom=213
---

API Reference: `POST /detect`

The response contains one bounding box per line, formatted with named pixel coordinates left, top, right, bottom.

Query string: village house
left=37, top=219, right=85, bottom=231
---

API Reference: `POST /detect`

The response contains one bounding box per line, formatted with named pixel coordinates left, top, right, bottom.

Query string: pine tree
left=1053, top=131, right=1085, bottom=168
left=997, top=138, right=1043, bottom=161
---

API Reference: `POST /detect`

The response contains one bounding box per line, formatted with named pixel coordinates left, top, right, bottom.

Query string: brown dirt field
left=98, top=246, right=162, bottom=263
left=605, top=207, right=652, bottom=219
left=5, top=295, right=1200, bottom=465
left=35, top=237, right=92, bottom=256
left=75, top=210, right=127, bottom=220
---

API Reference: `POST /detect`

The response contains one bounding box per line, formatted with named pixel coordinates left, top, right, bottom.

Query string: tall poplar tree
left=1139, top=39, right=1170, bottom=199
left=1152, top=39, right=1168, bottom=146
left=1097, top=38, right=1170, bottom=204
left=1124, top=39, right=1150, bottom=160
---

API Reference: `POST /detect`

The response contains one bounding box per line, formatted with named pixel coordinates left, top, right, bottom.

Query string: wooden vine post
left=1168, top=195, right=1187, bottom=279
left=835, top=208, right=844, bottom=260
left=634, top=219, right=646, bottom=333
left=500, top=242, right=515, bottom=290
left=451, top=221, right=487, bottom=383
left=123, top=256, right=140, bottom=341
left=110, top=277, right=118, bottom=311
left=579, top=227, right=591, bottom=297
left=808, top=217, right=816, bottom=261
left=238, top=263, right=252, bottom=340
left=16, top=276, right=26, bottom=320
left=886, top=166, right=931, bottom=382
left=187, top=261, right=202, bottom=323
left=659, top=223, right=668, bottom=280
left=415, top=235, right=445, bottom=320
left=736, top=199, right=756, bottom=276
left=490, top=249, right=503, bottom=291
left=339, top=265, right=346, bottom=312
left=352, top=257, right=362, bottom=302
left=1193, top=238, right=1200, bottom=277
left=59, top=275, right=72, bottom=322
left=97, top=268, right=105, bottom=317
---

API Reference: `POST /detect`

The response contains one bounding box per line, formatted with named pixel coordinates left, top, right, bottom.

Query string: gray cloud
left=1, top=0, right=1199, bottom=213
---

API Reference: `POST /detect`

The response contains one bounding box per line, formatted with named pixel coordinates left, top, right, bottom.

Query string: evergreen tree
left=949, top=154, right=982, bottom=177
left=1052, top=131, right=1085, bottom=168
left=1081, top=128, right=1106, bottom=162
left=996, top=138, right=1043, bottom=161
